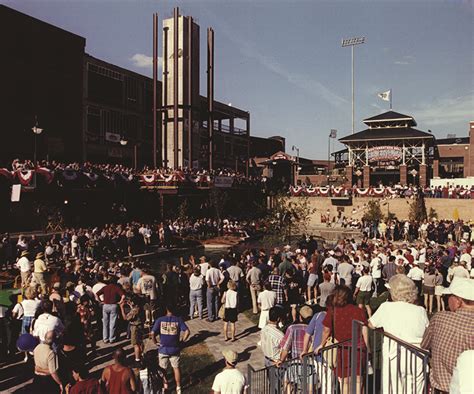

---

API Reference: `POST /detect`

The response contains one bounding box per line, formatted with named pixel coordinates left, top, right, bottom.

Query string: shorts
left=130, top=324, right=142, bottom=346
left=356, top=291, right=371, bottom=305
left=159, top=353, right=180, bottom=369
left=307, top=274, right=318, bottom=288
left=224, top=307, right=238, bottom=323
left=423, top=285, right=435, bottom=295
left=435, top=285, right=445, bottom=296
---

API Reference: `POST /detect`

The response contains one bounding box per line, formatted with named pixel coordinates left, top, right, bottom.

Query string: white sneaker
left=176, top=386, right=182, bottom=394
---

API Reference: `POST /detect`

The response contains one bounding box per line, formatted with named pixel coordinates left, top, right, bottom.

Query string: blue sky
left=4, top=0, right=473, bottom=159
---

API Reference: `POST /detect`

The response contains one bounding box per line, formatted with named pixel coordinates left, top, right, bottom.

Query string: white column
left=402, top=142, right=406, bottom=165
left=422, top=141, right=426, bottom=165
left=348, top=146, right=353, bottom=166
left=365, top=143, right=369, bottom=166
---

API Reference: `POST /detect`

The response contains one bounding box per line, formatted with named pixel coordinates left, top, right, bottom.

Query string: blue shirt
left=151, top=315, right=189, bottom=355
left=305, top=311, right=327, bottom=356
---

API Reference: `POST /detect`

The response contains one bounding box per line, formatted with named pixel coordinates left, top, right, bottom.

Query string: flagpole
left=390, top=89, right=392, bottom=110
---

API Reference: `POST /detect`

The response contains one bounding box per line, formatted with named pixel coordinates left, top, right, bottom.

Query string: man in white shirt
left=212, top=349, right=247, bottom=394
left=407, top=263, right=424, bottom=296
left=92, top=274, right=107, bottom=303
left=257, top=283, right=276, bottom=329
left=33, top=300, right=64, bottom=342
left=353, top=267, right=373, bottom=317
left=369, top=253, right=382, bottom=296
left=337, top=256, right=354, bottom=288
left=16, top=251, right=31, bottom=287
left=199, top=256, right=211, bottom=277
left=206, top=261, right=224, bottom=322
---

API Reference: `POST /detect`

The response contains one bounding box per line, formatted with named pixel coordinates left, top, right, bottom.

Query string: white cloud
left=414, top=91, right=474, bottom=127
left=130, top=53, right=162, bottom=69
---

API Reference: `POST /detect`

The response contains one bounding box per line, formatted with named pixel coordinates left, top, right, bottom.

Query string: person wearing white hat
left=421, top=278, right=474, bottom=393
left=212, top=349, right=247, bottom=394
left=16, top=250, right=31, bottom=288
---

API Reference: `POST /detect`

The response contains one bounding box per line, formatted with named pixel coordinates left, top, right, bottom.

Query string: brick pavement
left=2, top=311, right=264, bottom=393
left=185, top=312, right=264, bottom=375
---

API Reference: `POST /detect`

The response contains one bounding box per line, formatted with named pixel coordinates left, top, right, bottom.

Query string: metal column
left=187, top=16, right=193, bottom=169
left=152, top=13, right=159, bottom=168
left=207, top=27, right=214, bottom=171
left=173, top=7, right=179, bottom=169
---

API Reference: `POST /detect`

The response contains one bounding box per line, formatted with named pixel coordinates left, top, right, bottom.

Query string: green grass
left=180, top=341, right=220, bottom=393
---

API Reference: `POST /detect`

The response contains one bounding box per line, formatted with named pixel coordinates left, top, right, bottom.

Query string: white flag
left=378, top=90, right=391, bottom=102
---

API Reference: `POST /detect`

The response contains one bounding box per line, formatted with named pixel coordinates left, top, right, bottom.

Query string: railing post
left=351, top=321, right=359, bottom=394
left=247, top=364, right=252, bottom=393
left=302, top=355, right=308, bottom=394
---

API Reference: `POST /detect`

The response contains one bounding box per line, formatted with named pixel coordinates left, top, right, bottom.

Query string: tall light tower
left=341, top=36, right=365, bottom=134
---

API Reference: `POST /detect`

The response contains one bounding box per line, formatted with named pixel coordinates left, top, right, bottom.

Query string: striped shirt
left=280, top=324, right=308, bottom=359
left=261, top=323, right=284, bottom=362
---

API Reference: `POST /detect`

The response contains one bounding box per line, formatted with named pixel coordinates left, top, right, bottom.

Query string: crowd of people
left=290, top=183, right=474, bottom=199
left=1, top=224, right=473, bottom=393
left=0, top=219, right=259, bottom=272
left=1, top=159, right=264, bottom=189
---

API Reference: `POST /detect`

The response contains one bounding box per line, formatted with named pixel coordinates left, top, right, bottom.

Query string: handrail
left=353, top=320, right=431, bottom=358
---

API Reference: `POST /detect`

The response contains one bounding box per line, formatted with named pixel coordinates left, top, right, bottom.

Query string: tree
left=428, top=207, right=438, bottom=220
left=409, top=190, right=428, bottom=222
left=362, top=200, right=383, bottom=222
left=264, top=193, right=316, bottom=243
left=209, top=188, right=229, bottom=223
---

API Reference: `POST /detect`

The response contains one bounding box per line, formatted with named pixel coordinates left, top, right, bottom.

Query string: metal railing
left=248, top=320, right=431, bottom=394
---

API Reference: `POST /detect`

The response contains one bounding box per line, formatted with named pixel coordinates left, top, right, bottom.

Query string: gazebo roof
left=339, top=127, right=434, bottom=143
left=363, top=111, right=416, bottom=126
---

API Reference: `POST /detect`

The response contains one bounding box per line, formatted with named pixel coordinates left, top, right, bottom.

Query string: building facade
left=1, top=5, right=85, bottom=164
left=337, top=112, right=474, bottom=187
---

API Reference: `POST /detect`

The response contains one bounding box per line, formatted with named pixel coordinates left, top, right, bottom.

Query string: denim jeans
left=102, top=304, right=118, bottom=342
left=189, top=289, right=203, bottom=318
left=206, top=286, right=219, bottom=321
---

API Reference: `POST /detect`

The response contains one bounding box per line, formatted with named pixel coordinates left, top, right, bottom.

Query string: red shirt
left=97, top=284, right=124, bottom=304
left=323, top=304, right=368, bottom=343
left=70, top=378, right=103, bottom=394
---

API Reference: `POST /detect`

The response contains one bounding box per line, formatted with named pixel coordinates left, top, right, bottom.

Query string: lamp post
left=292, top=145, right=300, bottom=186
left=341, top=36, right=366, bottom=134
left=119, top=138, right=139, bottom=170
left=328, top=129, right=337, bottom=185
left=32, top=116, right=44, bottom=165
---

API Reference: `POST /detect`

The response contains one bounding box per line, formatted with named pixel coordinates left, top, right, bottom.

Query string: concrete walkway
left=185, top=312, right=264, bottom=375
left=1, top=311, right=264, bottom=394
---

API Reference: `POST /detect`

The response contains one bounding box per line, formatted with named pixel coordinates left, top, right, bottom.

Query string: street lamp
left=119, top=138, right=139, bottom=170
left=32, top=116, right=44, bottom=165
left=342, top=36, right=366, bottom=134
left=328, top=129, right=337, bottom=185
left=292, top=145, right=300, bottom=186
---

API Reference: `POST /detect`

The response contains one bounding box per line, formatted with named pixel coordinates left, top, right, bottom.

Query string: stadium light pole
left=342, top=36, right=365, bottom=134
left=32, top=115, right=43, bottom=165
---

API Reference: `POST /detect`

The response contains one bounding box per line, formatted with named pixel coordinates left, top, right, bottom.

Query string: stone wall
left=291, top=196, right=474, bottom=226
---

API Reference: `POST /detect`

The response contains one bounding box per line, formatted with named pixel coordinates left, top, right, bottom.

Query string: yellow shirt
left=34, top=258, right=47, bottom=273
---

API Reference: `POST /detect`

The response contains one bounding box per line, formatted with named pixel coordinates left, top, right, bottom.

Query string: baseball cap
left=222, top=349, right=238, bottom=365
left=53, top=282, right=61, bottom=289
left=443, top=278, right=474, bottom=301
